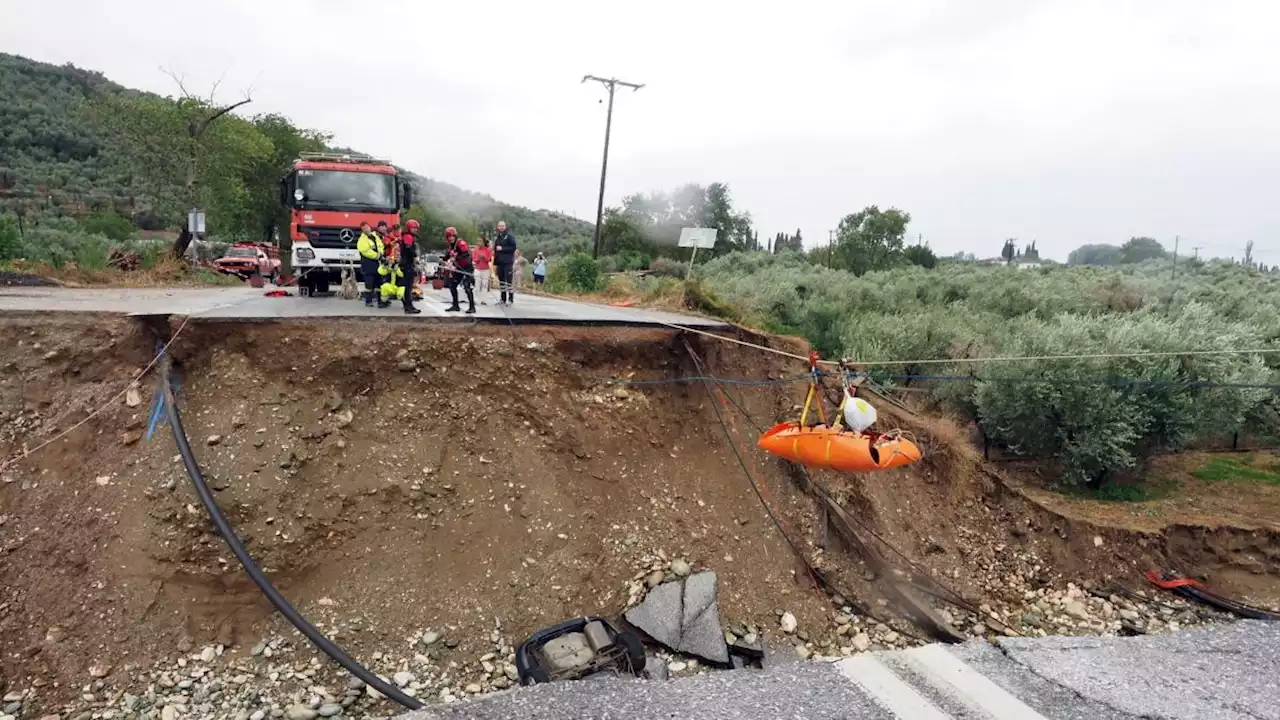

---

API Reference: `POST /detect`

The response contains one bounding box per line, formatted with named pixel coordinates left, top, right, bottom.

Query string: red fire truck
left=279, top=152, right=411, bottom=296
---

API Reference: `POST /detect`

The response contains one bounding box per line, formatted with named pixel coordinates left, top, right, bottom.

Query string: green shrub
left=973, top=305, right=1271, bottom=486
left=682, top=279, right=740, bottom=320
left=21, top=226, right=114, bottom=268
left=75, top=239, right=111, bottom=270
left=549, top=252, right=602, bottom=293
left=616, top=250, right=651, bottom=271
left=137, top=241, right=165, bottom=269
left=649, top=257, right=687, bottom=278
left=81, top=211, right=136, bottom=242
left=0, top=215, right=20, bottom=261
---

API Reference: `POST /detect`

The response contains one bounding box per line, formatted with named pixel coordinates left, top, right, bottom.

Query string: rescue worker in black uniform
left=442, top=226, right=460, bottom=305
left=447, top=239, right=477, bottom=314
left=400, top=219, right=422, bottom=314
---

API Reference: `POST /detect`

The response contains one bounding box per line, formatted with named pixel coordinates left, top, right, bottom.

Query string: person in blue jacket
left=532, top=252, right=548, bottom=285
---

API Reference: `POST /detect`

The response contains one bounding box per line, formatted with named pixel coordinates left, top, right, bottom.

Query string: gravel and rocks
left=0, top=620, right=539, bottom=720
left=0, top=545, right=1232, bottom=720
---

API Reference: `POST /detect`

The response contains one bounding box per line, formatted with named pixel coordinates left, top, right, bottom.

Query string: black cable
left=1177, top=586, right=1280, bottom=621
left=160, top=360, right=424, bottom=711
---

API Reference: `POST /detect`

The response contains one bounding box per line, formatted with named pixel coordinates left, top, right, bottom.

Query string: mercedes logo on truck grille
left=339, top=229, right=354, bottom=242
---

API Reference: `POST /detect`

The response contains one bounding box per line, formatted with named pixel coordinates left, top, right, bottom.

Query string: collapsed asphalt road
left=401, top=621, right=1278, bottom=720
left=0, top=285, right=730, bottom=327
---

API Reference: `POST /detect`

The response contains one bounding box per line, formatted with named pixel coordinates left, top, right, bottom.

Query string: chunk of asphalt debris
left=625, top=571, right=729, bottom=665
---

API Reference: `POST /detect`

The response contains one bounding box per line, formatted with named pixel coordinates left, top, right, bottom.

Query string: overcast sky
left=4, top=0, right=1278, bottom=261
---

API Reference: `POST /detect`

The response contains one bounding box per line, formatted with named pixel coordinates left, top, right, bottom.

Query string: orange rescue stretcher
left=757, top=354, right=922, bottom=472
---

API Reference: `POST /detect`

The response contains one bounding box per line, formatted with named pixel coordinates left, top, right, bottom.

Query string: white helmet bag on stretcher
left=842, top=391, right=878, bottom=433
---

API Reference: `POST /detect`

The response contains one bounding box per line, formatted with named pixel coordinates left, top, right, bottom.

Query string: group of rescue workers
left=354, top=219, right=521, bottom=315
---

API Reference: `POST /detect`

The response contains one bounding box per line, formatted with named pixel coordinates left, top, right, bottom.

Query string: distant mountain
left=0, top=52, right=592, bottom=249
left=402, top=169, right=592, bottom=251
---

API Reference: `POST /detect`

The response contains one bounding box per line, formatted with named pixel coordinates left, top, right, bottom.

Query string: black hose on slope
left=160, top=360, right=424, bottom=711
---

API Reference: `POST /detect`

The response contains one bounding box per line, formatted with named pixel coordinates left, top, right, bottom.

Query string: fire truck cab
left=280, top=152, right=411, bottom=296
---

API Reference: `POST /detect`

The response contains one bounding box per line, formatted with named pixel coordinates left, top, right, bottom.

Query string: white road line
left=835, top=655, right=952, bottom=719
left=902, top=645, right=1049, bottom=720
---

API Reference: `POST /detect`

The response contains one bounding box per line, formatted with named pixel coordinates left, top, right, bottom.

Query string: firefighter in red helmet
left=447, top=239, right=476, bottom=314
left=442, top=226, right=459, bottom=262
left=399, top=220, right=421, bottom=314
left=442, top=226, right=463, bottom=307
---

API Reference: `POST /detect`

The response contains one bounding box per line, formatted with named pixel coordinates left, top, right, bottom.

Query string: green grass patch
left=1056, top=475, right=1174, bottom=503
left=193, top=268, right=243, bottom=286
left=1092, top=481, right=1172, bottom=502
left=1191, top=456, right=1280, bottom=485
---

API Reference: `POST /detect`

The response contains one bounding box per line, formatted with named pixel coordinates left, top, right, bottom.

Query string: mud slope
left=0, top=318, right=832, bottom=695
left=1, top=315, right=1277, bottom=710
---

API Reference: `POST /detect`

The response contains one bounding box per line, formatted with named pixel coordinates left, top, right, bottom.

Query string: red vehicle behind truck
left=279, top=152, right=411, bottom=296
left=214, top=242, right=282, bottom=281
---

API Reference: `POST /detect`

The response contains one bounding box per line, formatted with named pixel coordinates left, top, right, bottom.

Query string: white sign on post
left=678, top=227, right=718, bottom=249
left=187, top=210, right=207, bottom=235
left=678, top=227, right=717, bottom=277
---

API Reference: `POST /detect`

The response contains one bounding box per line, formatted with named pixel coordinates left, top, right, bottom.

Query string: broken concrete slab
left=625, top=571, right=729, bottom=665
left=626, top=582, right=682, bottom=651
left=680, top=572, right=728, bottom=664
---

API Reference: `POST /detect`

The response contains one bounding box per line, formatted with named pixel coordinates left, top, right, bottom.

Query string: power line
left=582, top=74, right=643, bottom=260
left=879, top=374, right=1280, bottom=390
left=599, top=371, right=1280, bottom=392
left=855, top=347, right=1280, bottom=368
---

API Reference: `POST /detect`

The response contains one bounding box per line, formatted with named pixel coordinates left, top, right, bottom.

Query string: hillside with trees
left=0, top=52, right=594, bottom=260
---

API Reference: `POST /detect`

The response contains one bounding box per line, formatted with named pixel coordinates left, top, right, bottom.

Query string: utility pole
left=1192, top=246, right=1203, bottom=260
left=1171, top=235, right=1179, bottom=279
left=828, top=229, right=835, bottom=269
left=582, top=75, right=644, bottom=258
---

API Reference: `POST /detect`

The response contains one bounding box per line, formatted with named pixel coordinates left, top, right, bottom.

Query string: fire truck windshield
left=294, top=170, right=396, bottom=211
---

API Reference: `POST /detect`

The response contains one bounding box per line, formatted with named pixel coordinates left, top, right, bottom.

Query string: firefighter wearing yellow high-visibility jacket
left=355, top=222, right=384, bottom=307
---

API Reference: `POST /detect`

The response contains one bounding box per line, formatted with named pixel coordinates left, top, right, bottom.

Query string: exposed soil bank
left=1, top=315, right=1276, bottom=714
